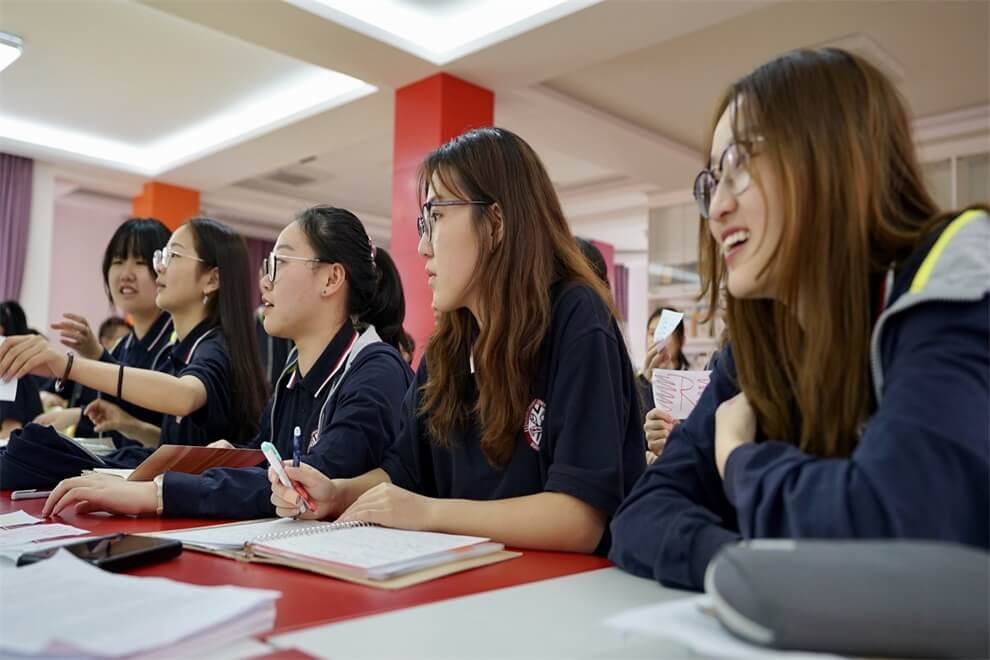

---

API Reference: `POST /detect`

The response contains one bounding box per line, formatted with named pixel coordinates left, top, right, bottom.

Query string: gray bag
left=705, top=539, right=989, bottom=658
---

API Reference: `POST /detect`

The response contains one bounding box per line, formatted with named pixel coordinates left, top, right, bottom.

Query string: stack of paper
left=0, top=551, right=280, bottom=658
left=0, top=513, right=95, bottom=565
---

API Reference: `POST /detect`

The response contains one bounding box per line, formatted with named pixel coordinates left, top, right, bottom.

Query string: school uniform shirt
left=157, top=319, right=246, bottom=447
left=74, top=312, right=173, bottom=443
left=608, top=210, right=990, bottom=591
left=162, top=324, right=413, bottom=519
left=381, top=283, right=646, bottom=555
left=0, top=376, right=43, bottom=427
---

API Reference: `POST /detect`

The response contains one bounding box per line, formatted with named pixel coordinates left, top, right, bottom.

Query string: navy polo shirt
left=0, top=376, right=43, bottom=427
left=75, top=312, right=173, bottom=441
left=158, top=319, right=245, bottom=447
left=162, top=324, right=414, bottom=518
left=381, top=283, right=646, bottom=554
left=255, top=313, right=294, bottom=391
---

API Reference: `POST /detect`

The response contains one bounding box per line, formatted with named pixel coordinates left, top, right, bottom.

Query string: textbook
left=88, top=444, right=265, bottom=481
left=146, top=518, right=518, bottom=589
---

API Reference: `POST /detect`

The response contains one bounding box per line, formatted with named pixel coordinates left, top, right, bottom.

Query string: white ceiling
left=1, top=0, right=987, bottom=249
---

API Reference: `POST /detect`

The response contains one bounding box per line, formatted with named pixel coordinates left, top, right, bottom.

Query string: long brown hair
left=418, top=127, right=616, bottom=466
left=698, top=48, right=947, bottom=458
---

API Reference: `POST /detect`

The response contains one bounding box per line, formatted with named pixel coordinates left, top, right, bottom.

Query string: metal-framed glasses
left=153, top=246, right=206, bottom=272
left=693, top=137, right=765, bottom=220
left=262, top=251, right=327, bottom=284
left=416, top=200, right=491, bottom=243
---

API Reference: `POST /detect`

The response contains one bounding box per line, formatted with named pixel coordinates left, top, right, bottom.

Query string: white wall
left=46, top=191, right=130, bottom=335
left=619, top=253, right=648, bottom=372
left=19, top=162, right=55, bottom=331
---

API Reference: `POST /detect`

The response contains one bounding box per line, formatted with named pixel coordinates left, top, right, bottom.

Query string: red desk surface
left=1, top=492, right=610, bottom=635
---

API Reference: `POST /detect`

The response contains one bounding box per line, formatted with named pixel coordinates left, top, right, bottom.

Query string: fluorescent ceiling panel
left=0, top=69, right=376, bottom=176
left=287, top=0, right=600, bottom=64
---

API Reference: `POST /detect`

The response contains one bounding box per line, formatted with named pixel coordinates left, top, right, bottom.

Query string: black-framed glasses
left=693, top=137, right=765, bottom=220
left=262, top=251, right=327, bottom=284
left=153, top=246, right=206, bottom=272
left=416, top=200, right=491, bottom=243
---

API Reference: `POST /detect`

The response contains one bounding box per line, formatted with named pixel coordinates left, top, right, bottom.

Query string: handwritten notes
left=652, top=369, right=711, bottom=419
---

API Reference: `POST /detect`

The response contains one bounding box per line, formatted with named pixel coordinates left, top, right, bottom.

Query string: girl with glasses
left=34, top=218, right=174, bottom=446
left=0, top=217, right=266, bottom=457
left=269, top=128, right=645, bottom=555
left=610, top=48, right=989, bottom=590
left=43, top=207, right=413, bottom=520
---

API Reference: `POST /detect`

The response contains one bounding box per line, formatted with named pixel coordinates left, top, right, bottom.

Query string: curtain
left=0, top=153, right=33, bottom=300
left=614, top=263, right=629, bottom=321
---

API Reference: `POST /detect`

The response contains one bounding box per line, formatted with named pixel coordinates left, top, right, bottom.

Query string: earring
left=202, top=294, right=209, bottom=305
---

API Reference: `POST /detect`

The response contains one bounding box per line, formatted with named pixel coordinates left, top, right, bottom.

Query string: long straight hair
left=186, top=217, right=266, bottom=440
left=418, top=127, right=617, bottom=467
left=698, top=48, right=947, bottom=457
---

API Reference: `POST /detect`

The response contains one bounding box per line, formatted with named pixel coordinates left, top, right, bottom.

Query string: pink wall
left=46, top=193, right=130, bottom=338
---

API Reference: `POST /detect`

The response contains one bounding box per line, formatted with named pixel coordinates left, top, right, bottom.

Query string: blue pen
left=292, top=426, right=302, bottom=467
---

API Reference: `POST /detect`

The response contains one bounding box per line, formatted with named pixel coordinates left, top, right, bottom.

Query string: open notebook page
left=253, top=526, right=491, bottom=571
left=146, top=518, right=321, bottom=550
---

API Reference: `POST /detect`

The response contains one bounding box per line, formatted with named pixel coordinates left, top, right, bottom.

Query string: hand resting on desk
left=43, top=473, right=158, bottom=517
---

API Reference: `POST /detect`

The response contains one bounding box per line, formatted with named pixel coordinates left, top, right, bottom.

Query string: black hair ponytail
left=296, top=206, right=407, bottom=350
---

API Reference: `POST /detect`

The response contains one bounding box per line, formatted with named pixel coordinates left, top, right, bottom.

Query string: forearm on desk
left=428, top=492, right=606, bottom=554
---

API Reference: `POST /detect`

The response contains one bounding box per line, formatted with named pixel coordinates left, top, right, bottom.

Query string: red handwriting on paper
left=652, top=370, right=712, bottom=420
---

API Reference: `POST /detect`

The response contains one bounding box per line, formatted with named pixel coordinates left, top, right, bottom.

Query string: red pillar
left=132, top=181, right=200, bottom=231
left=391, top=74, right=494, bottom=364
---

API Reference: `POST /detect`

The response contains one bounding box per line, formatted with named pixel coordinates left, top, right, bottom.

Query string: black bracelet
left=116, top=364, right=124, bottom=401
left=54, top=351, right=75, bottom=393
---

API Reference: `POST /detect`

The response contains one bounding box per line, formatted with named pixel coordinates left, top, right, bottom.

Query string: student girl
left=608, top=48, right=990, bottom=590
left=42, top=206, right=413, bottom=519
left=0, top=217, right=267, bottom=455
left=269, top=127, right=646, bottom=555
left=637, top=307, right=689, bottom=463
left=36, top=218, right=174, bottom=443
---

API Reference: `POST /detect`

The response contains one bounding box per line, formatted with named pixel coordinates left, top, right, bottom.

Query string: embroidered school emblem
left=524, top=399, right=546, bottom=450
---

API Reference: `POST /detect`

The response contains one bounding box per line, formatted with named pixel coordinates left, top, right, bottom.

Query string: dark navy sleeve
left=180, top=338, right=233, bottom=435
left=724, top=297, right=990, bottom=549
left=307, top=350, right=412, bottom=480
left=163, top=467, right=272, bottom=519
left=609, top=345, right=742, bottom=591
left=381, top=363, right=435, bottom=495
left=543, top=291, right=644, bottom=517
left=0, top=377, right=43, bottom=425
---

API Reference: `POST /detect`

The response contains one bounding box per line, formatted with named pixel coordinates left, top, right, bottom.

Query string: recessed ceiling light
left=0, top=69, right=376, bottom=176
left=287, top=0, right=599, bottom=65
left=0, top=32, right=23, bottom=73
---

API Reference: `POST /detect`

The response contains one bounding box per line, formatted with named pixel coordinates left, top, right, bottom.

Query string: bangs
left=107, top=230, right=144, bottom=262
left=418, top=154, right=475, bottom=207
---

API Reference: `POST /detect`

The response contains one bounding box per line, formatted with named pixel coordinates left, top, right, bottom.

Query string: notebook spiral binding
left=251, top=520, right=376, bottom=544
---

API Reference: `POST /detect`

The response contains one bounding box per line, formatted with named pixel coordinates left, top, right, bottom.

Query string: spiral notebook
left=146, top=519, right=518, bottom=589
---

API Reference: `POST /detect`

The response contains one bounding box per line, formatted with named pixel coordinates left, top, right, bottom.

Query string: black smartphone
left=16, top=534, right=182, bottom=572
